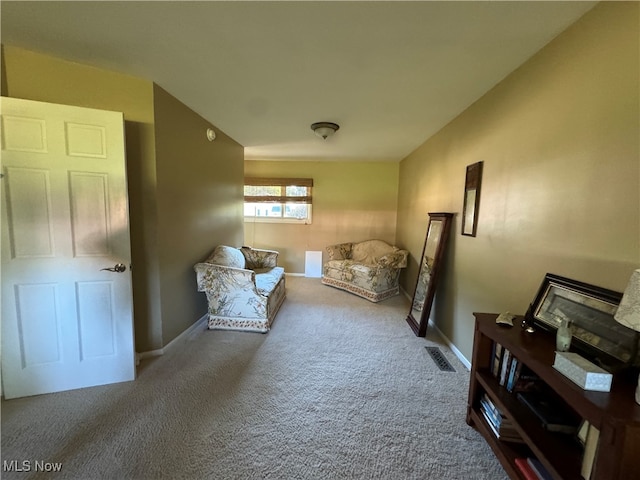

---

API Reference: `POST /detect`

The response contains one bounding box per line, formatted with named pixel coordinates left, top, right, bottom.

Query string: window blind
left=244, top=177, right=313, bottom=204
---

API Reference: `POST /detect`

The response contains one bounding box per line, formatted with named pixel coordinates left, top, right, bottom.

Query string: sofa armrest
left=194, top=262, right=256, bottom=293
left=377, top=249, right=409, bottom=269
left=325, top=242, right=353, bottom=261
left=240, top=247, right=279, bottom=269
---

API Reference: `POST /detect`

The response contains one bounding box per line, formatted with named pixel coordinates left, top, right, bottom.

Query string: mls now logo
left=3, top=460, right=63, bottom=472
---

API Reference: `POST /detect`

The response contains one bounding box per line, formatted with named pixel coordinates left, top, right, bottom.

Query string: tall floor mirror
left=406, top=212, right=453, bottom=337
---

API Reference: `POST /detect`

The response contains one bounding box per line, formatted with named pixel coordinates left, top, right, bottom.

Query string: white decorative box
left=553, top=352, right=613, bottom=392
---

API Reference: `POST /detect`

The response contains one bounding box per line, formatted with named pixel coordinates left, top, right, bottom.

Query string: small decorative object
left=521, top=304, right=536, bottom=333
left=556, top=318, right=572, bottom=352
left=613, top=269, right=640, bottom=405
left=521, top=319, right=535, bottom=333
left=496, top=312, right=515, bottom=327
left=206, top=128, right=216, bottom=141
left=406, top=213, right=453, bottom=337
left=461, top=161, right=483, bottom=237
left=553, top=351, right=613, bottom=392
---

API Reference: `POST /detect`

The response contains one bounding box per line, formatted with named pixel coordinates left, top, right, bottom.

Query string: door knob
left=101, top=263, right=127, bottom=273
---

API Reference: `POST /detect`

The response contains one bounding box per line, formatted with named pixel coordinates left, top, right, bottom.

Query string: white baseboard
left=400, top=286, right=412, bottom=302
left=285, top=272, right=305, bottom=277
left=400, top=286, right=471, bottom=370
left=137, top=314, right=208, bottom=362
left=428, top=320, right=471, bottom=371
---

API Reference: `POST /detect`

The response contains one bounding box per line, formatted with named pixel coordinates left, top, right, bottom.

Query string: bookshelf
left=467, top=313, right=640, bottom=480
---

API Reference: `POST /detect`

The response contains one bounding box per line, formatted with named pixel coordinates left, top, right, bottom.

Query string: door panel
left=5, top=167, right=56, bottom=258
left=69, top=172, right=111, bottom=256
left=1, top=96, right=135, bottom=399
left=2, top=115, right=48, bottom=153
left=15, top=283, right=62, bottom=367
left=65, top=122, right=107, bottom=158
left=77, top=281, right=116, bottom=359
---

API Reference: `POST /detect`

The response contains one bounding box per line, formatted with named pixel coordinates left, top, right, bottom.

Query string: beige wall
left=153, top=84, right=244, bottom=345
left=244, top=161, right=399, bottom=273
left=3, top=2, right=637, bottom=363
left=1, top=46, right=162, bottom=352
left=1, top=46, right=244, bottom=352
left=397, top=2, right=640, bottom=362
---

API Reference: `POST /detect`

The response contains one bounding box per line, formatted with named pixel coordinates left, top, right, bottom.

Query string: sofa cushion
left=206, top=245, right=246, bottom=268
left=254, top=267, right=285, bottom=296
left=324, top=259, right=377, bottom=277
left=351, top=240, right=395, bottom=265
left=241, top=246, right=278, bottom=269
left=323, top=259, right=400, bottom=294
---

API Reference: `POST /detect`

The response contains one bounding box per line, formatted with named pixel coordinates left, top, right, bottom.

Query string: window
left=244, top=177, right=313, bottom=224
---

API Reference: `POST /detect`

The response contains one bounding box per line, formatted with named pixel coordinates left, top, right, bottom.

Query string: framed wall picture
left=527, top=273, right=639, bottom=366
left=461, top=161, right=483, bottom=237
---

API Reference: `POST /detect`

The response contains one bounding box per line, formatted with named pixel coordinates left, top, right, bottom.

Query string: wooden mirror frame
left=406, top=212, right=454, bottom=337
left=461, top=161, right=483, bottom=237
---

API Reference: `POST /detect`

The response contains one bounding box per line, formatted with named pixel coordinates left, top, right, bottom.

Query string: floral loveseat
left=321, top=239, right=409, bottom=302
left=194, top=245, right=286, bottom=332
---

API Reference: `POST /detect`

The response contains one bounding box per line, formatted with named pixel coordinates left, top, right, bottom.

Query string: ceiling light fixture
left=311, top=122, right=340, bottom=140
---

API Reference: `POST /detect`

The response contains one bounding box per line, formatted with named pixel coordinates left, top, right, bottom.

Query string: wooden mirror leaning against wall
left=406, top=212, right=454, bottom=337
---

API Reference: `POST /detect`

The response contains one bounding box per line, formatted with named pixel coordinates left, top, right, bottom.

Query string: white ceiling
left=1, top=1, right=596, bottom=162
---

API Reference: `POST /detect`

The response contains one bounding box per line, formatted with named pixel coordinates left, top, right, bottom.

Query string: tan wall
left=1, top=46, right=244, bottom=351
left=1, top=46, right=162, bottom=352
left=397, top=2, right=640, bottom=362
left=244, top=161, right=399, bottom=273
left=153, top=84, right=244, bottom=345
left=1, top=46, right=7, bottom=96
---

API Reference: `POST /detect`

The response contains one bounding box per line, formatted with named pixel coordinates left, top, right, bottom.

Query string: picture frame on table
left=528, top=273, right=639, bottom=365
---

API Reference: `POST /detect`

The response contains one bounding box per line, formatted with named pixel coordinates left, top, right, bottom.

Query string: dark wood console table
left=467, top=313, right=640, bottom=480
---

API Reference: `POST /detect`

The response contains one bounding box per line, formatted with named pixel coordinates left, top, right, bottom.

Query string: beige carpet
left=1, top=276, right=507, bottom=480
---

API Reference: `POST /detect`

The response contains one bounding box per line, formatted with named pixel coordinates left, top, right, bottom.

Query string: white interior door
left=1, top=97, right=135, bottom=399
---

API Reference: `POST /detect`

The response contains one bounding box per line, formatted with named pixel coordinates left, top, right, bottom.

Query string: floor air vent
left=425, top=347, right=456, bottom=372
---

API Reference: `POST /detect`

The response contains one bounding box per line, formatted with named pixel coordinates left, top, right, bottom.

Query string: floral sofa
left=321, top=239, right=409, bottom=302
left=194, top=245, right=286, bottom=332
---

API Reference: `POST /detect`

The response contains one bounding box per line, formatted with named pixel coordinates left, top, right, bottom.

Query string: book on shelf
left=577, top=419, right=589, bottom=446
left=480, top=408, right=501, bottom=435
left=506, top=356, right=520, bottom=392
left=479, top=395, right=523, bottom=443
left=514, top=457, right=539, bottom=480
left=491, top=342, right=504, bottom=377
left=480, top=408, right=524, bottom=443
left=480, top=400, right=502, bottom=428
left=516, top=391, right=580, bottom=434
left=511, top=363, right=539, bottom=394
left=479, top=394, right=503, bottom=424
left=581, top=424, right=600, bottom=480
left=499, top=348, right=512, bottom=386
left=527, top=457, right=553, bottom=480
left=479, top=397, right=511, bottom=429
